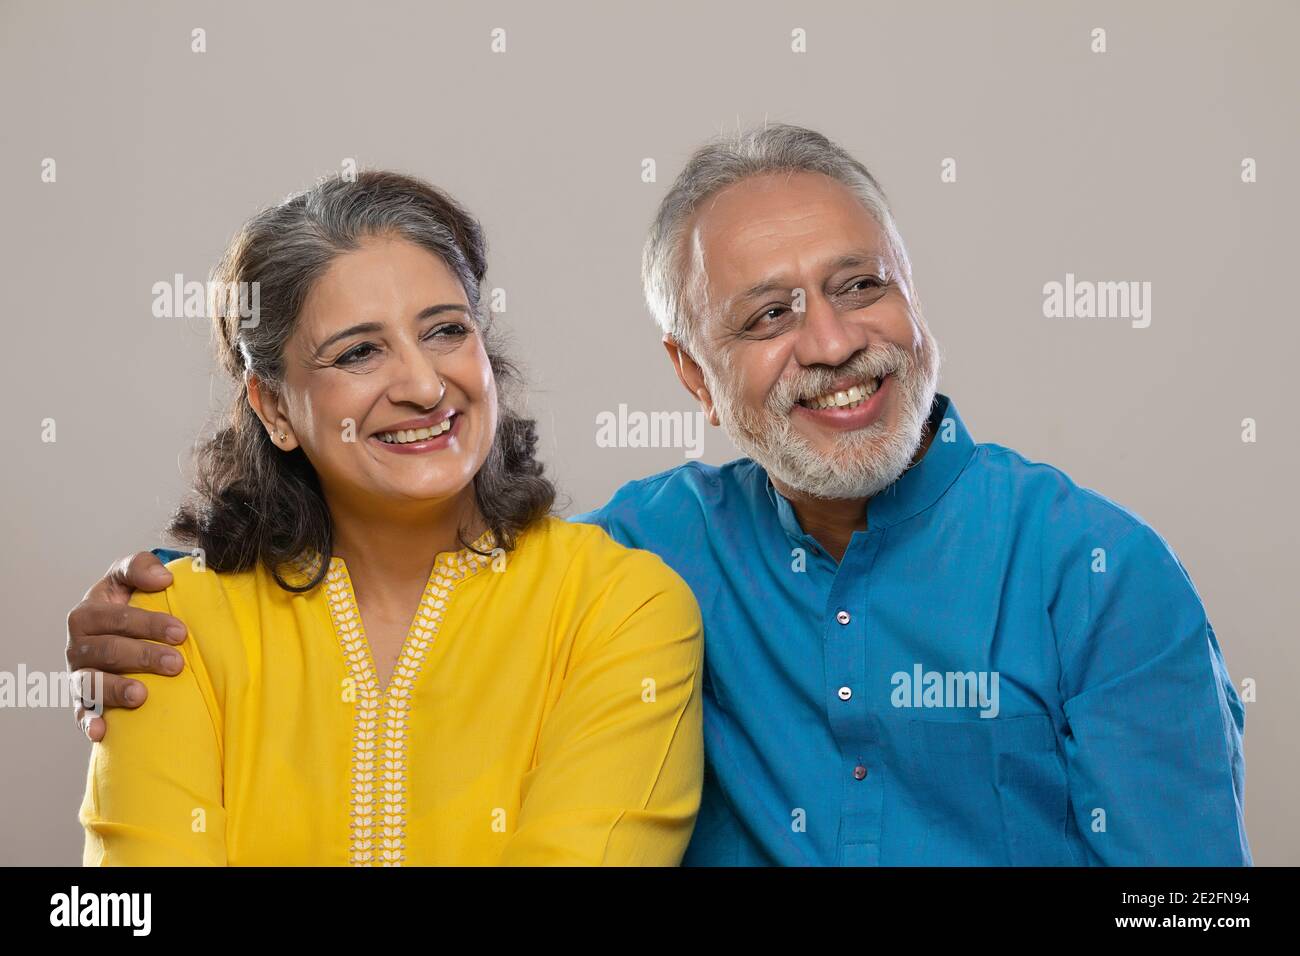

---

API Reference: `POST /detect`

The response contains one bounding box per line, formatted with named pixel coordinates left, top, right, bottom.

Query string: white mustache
left=770, top=345, right=911, bottom=412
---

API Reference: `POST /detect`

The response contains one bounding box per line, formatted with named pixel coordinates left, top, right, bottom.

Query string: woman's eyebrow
left=312, top=304, right=470, bottom=358
left=313, top=322, right=383, bottom=358
left=414, top=303, right=470, bottom=321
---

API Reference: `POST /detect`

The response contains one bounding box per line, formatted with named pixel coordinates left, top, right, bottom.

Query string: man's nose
left=387, top=339, right=446, bottom=407
left=792, top=293, right=866, bottom=369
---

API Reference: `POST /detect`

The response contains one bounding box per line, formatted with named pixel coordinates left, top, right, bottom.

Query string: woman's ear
left=246, top=374, right=299, bottom=451
left=663, top=334, right=720, bottom=427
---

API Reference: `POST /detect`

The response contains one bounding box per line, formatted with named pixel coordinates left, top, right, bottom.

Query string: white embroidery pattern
left=325, top=531, right=495, bottom=866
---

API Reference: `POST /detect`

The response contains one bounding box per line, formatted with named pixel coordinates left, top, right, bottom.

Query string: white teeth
left=801, top=377, right=883, bottom=410
left=378, top=418, right=452, bottom=444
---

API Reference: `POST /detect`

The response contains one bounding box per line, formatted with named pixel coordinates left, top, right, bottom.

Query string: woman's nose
left=386, top=341, right=446, bottom=407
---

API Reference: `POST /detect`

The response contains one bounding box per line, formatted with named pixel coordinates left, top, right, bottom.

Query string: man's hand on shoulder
left=65, top=552, right=189, bottom=742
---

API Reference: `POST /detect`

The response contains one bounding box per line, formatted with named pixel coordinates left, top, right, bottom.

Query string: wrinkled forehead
left=298, top=236, right=469, bottom=334
left=686, top=171, right=891, bottom=318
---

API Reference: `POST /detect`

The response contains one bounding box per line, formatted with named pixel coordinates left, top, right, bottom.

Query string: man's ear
left=663, top=334, right=720, bottom=427
left=245, top=374, right=299, bottom=451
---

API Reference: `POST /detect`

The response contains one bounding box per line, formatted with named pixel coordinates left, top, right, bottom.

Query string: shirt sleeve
left=79, top=582, right=227, bottom=866
left=498, top=552, right=705, bottom=865
left=1057, top=523, right=1251, bottom=865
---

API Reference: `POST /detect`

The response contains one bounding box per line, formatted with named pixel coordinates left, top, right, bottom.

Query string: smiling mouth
left=376, top=414, right=457, bottom=444
left=796, top=376, right=886, bottom=411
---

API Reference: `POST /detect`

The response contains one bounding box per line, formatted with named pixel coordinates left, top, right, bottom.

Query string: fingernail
left=162, top=652, right=183, bottom=674
left=165, top=624, right=186, bottom=642
left=125, top=684, right=144, bottom=705
left=151, top=565, right=172, bottom=580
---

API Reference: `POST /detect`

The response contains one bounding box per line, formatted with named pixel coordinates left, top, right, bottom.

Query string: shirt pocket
left=907, top=714, right=1078, bottom=865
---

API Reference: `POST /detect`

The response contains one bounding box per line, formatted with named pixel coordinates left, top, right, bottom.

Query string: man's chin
left=788, top=418, right=889, bottom=456
left=719, top=393, right=923, bottom=499
left=774, top=463, right=905, bottom=501
left=763, top=421, right=928, bottom=501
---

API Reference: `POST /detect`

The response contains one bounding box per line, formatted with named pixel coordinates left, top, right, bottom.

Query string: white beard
left=709, top=332, right=940, bottom=500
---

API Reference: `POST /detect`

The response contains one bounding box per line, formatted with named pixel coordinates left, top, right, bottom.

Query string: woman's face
left=258, top=234, right=497, bottom=513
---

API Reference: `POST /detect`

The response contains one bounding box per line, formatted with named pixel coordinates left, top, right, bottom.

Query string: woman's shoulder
left=516, top=516, right=700, bottom=609
left=127, top=556, right=289, bottom=661
left=513, top=519, right=703, bottom=667
left=148, top=554, right=266, bottom=607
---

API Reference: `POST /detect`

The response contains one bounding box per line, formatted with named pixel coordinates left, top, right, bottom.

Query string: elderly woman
left=78, top=171, right=703, bottom=866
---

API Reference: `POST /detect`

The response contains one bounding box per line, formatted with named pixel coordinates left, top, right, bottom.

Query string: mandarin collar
left=763, top=393, right=976, bottom=539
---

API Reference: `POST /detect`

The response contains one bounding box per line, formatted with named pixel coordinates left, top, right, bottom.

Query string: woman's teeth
left=800, top=377, right=882, bottom=410
left=377, top=419, right=452, bottom=444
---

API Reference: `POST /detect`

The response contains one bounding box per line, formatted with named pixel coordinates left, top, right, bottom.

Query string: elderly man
left=66, top=124, right=1249, bottom=866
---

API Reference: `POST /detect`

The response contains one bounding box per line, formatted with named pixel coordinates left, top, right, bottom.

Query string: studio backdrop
left=0, top=0, right=1295, bottom=865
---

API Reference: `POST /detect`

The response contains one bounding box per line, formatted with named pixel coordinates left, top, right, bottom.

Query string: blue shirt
left=573, top=394, right=1250, bottom=866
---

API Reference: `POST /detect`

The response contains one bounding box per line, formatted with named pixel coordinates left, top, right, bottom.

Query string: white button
left=837, top=686, right=852, bottom=701
left=836, top=610, right=851, bottom=625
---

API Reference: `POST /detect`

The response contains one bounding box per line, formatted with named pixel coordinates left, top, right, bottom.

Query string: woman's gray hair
left=641, top=123, right=917, bottom=355
left=216, top=170, right=490, bottom=387
left=175, top=169, right=555, bottom=593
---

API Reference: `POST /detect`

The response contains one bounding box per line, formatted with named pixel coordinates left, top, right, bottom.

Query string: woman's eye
left=335, top=343, right=377, bottom=366
left=424, top=322, right=469, bottom=340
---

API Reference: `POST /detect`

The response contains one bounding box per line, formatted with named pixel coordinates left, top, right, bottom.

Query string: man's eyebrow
left=722, top=250, right=888, bottom=316
left=312, top=303, right=469, bottom=357
left=825, top=251, right=888, bottom=274
left=723, top=278, right=789, bottom=316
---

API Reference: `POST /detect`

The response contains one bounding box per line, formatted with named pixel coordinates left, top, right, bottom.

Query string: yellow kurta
left=80, top=516, right=704, bottom=866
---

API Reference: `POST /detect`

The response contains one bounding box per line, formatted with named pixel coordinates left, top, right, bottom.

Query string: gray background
left=1, top=0, right=1295, bottom=865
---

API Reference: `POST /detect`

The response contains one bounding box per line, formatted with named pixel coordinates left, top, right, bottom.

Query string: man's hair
left=641, top=123, right=917, bottom=354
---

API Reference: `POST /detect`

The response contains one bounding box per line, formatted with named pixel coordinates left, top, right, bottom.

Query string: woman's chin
left=332, top=475, right=472, bottom=510
left=391, top=483, right=471, bottom=504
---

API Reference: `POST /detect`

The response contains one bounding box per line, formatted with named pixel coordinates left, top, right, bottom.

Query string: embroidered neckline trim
left=323, top=530, right=496, bottom=866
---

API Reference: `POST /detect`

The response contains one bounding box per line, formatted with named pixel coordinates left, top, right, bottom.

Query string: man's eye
left=335, top=343, right=377, bottom=365
left=842, top=276, right=884, bottom=294
left=749, top=305, right=790, bottom=328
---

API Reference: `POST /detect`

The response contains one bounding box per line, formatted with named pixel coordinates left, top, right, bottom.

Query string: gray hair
left=216, top=170, right=490, bottom=386
left=641, top=123, right=917, bottom=354
left=178, top=169, right=556, bottom=593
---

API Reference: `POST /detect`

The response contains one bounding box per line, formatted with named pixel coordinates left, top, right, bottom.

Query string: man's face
left=682, top=171, right=940, bottom=499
